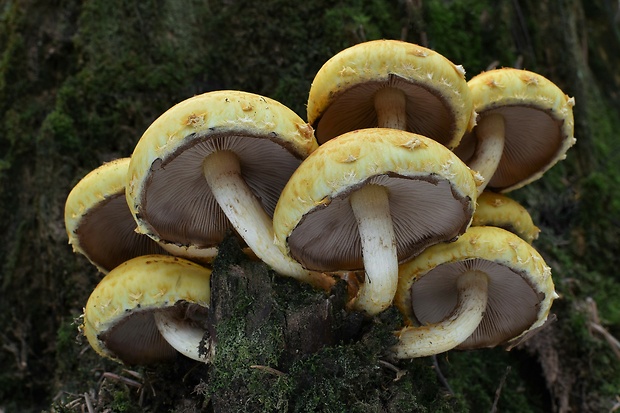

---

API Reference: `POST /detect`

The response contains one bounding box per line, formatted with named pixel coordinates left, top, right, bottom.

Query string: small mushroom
left=127, top=90, right=334, bottom=290
left=393, top=226, right=557, bottom=358
left=64, top=158, right=169, bottom=273
left=472, top=191, right=540, bottom=243
left=273, top=128, right=478, bottom=316
left=307, top=39, right=474, bottom=146
left=82, top=255, right=212, bottom=364
left=454, top=68, right=576, bottom=194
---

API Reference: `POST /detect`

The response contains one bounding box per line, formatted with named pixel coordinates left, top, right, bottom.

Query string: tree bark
left=0, top=0, right=619, bottom=412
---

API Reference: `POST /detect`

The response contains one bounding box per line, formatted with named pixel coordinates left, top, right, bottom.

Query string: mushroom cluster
left=65, top=39, right=575, bottom=364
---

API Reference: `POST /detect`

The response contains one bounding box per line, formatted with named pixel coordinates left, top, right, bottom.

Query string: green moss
left=443, top=349, right=549, bottom=413
left=1, top=0, right=619, bottom=411
left=322, top=0, right=399, bottom=48
left=285, top=351, right=462, bottom=412
left=556, top=302, right=620, bottom=410
left=283, top=309, right=463, bottom=412
left=0, top=2, right=46, bottom=182
left=40, top=109, right=79, bottom=153
left=44, top=0, right=214, bottom=162
left=196, top=237, right=291, bottom=411
left=199, top=0, right=404, bottom=116
left=195, top=239, right=468, bottom=412
left=106, top=388, right=137, bottom=413
left=0, top=3, right=26, bottom=110
left=424, top=0, right=517, bottom=74
left=204, top=316, right=290, bottom=407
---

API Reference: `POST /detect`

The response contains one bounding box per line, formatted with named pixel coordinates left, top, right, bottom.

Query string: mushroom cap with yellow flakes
left=82, top=255, right=211, bottom=365
left=64, top=158, right=168, bottom=273
left=455, top=68, right=576, bottom=192
left=473, top=191, right=540, bottom=243
left=307, top=39, right=474, bottom=147
left=273, top=127, right=479, bottom=273
left=126, top=90, right=318, bottom=257
left=395, top=226, right=557, bottom=350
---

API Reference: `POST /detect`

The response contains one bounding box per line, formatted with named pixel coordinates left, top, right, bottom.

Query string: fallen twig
left=490, top=366, right=511, bottom=413
left=249, top=365, right=286, bottom=377
left=83, top=392, right=95, bottom=413
left=101, top=372, right=142, bottom=388
left=377, top=359, right=407, bottom=381
left=432, top=355, right=454, bottom=395
left=586, top=297, right=620, bottom=360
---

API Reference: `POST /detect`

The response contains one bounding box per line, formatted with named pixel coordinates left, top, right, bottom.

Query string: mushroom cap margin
left=65, top=158, right=167, bottom=273
left=273, top=127, right=479, bottom=270
left=458, top=67, right=576, bottom=192
left=394, top=226, right=556, bottom=348
left=65, top=158, right=130, bottom=258
left=126, top=90, right=319, bottom=249
left=473, top=191, right=540, bottom=243
left=307, top=39, right=474, bottom=147
left=82, top=254, right=211, bottom=364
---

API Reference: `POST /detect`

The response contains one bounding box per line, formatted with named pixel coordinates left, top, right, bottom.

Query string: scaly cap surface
left=273, top=128, right=479, bottom=271
left=66, top=158, right=128, bottom=254
left=64, top=158, right=166, bottom=273
left=307, top=39, right=474, bottom=147
left=473, top=191, right=540, bottom=243
left=126, top=90, right=318, bottom=252
left=395, top=226, right=556, bottom=348
left=456, top=68, right=576, bottom=192
left=82, top=255, right=211, bottom=364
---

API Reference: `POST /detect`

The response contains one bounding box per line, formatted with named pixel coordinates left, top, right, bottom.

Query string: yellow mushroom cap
left=273, top=127, right=478, bottom=272
left=64, top=158, right=168, bottom=273
left=126, top=90, right=318, bottom=256
left=307, top=39, right=474, bottom=147
left=455, top=68, right=576, bottom=192
left=395, top=226, right=557, bottom=349
left=473, top=191, right=540, bottom=243
left=82, top=255, right=211, bottom=365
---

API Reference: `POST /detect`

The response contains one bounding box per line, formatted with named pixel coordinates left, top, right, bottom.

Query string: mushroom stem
left=153, top=311, right=211, bottom=362
left=349, top=184, right=398, bottom=316
left=392, top=270, right=489, bottom=358
left=468, top=113, right=506, bottom=195
left=203, top=150, right=334, bottom=291
left=374, top=87, right=407, bottom=130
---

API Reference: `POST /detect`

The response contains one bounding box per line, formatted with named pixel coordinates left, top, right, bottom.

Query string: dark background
left=1, top=0, right=619, bottom=411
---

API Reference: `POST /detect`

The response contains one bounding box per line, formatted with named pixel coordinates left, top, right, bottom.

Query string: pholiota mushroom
left=472, top=191, right=540, bottom=244
left=64, top=158, right=169, bottom=273
left=307, top=39, right=474, bottom=146
left=273, top=128, right=478, bottom=316
left=454, top=68, right=576, bottom=194
left=126, top=90, right=333, bottom=290
left=82, top=255, right=212, bottom=364
left=393, top=226, right=557, bottom=359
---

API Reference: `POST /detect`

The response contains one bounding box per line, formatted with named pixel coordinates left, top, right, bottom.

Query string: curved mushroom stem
left=153, top=311, right=212, bottom=362
left=468, top=113, right=506, bottom=195
left=346, top=86, right=403, bottom=315
left=203, top=150, right=335, bottom=291
left=349, top=184, right=398, bottom=316
left=392, top=270, right=489, bottom=358
left=374, top=87, right=407, bottom=130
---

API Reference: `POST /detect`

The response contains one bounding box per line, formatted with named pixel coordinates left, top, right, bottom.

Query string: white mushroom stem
left=392, top=270, right=489, bottom=358
left=153, top=311, right=211, bottom=362
left=349, top=184, right=398, bottom=316
left=203, top=150, right=334, bottom=291
left=468, top=112, right=506, bottom=195
left=343, top=86, right=405, bottom=315
left=374, top=87, right=407, bottom=130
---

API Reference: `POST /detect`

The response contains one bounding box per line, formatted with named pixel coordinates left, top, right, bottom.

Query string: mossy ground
left=1, top=0, right=620, bottom=411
